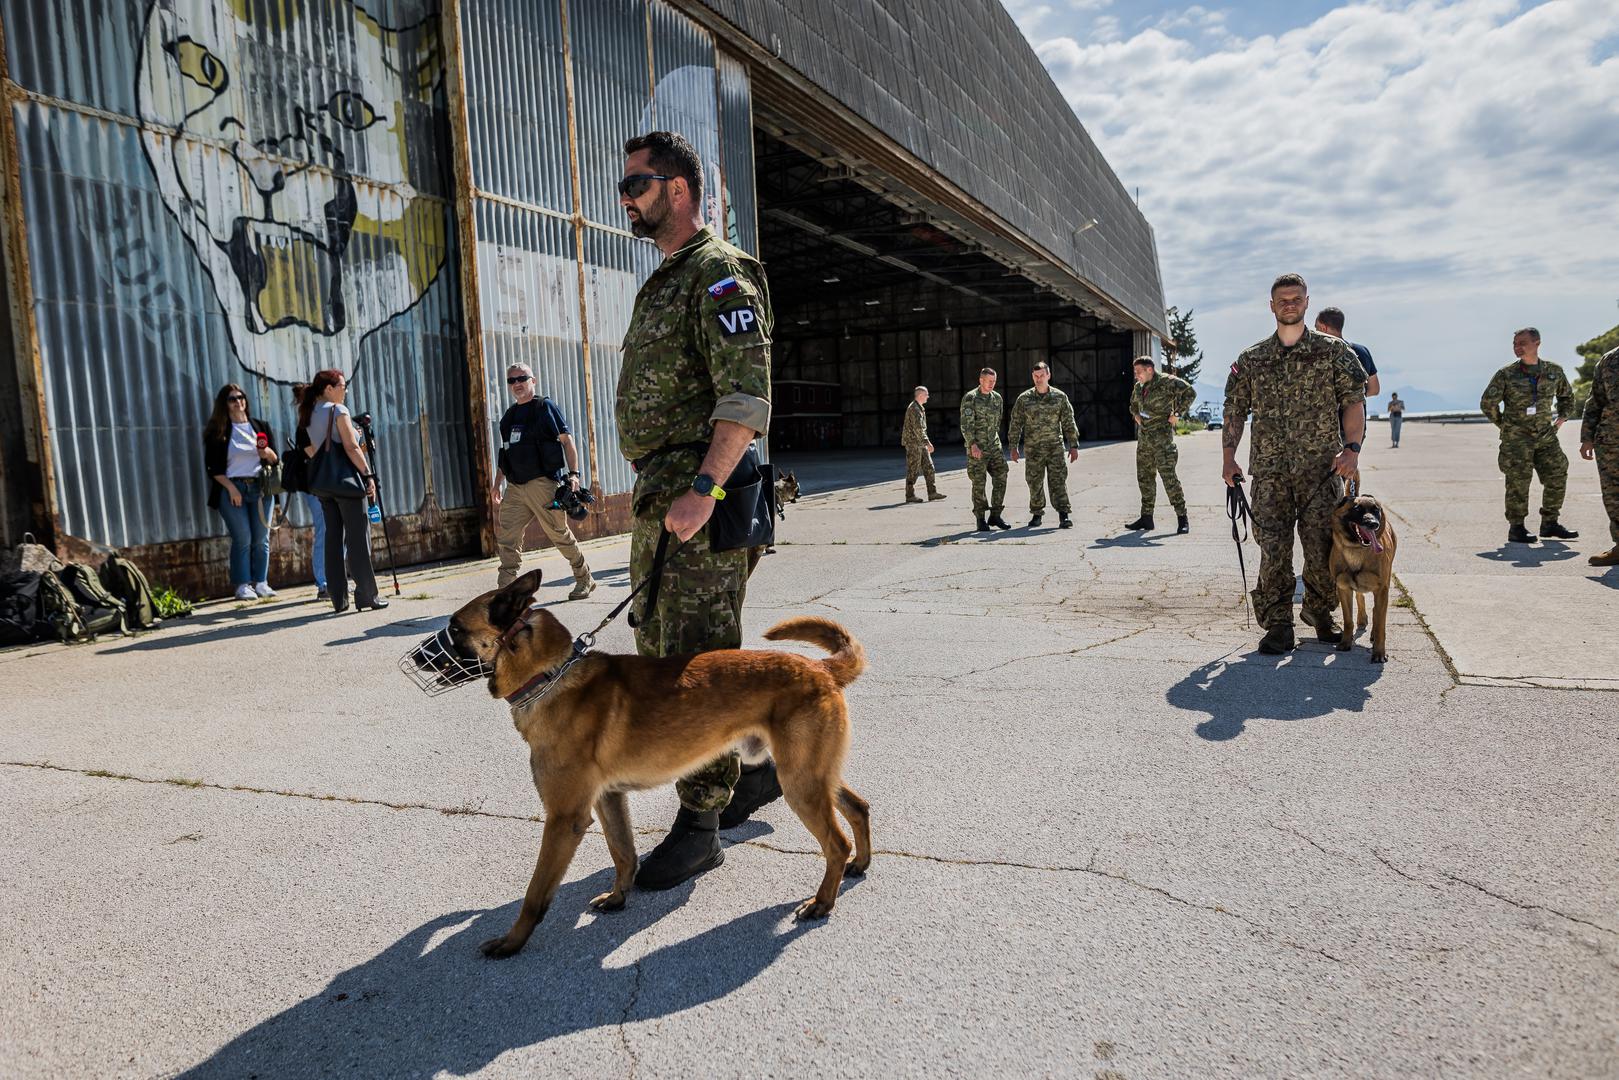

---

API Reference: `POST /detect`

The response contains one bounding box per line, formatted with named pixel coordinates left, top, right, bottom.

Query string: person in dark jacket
left=290, top=382, right=329, bottom=598
left=297, top=370, right=387, bottom=613
left=204, top=382, right=279, bottom=601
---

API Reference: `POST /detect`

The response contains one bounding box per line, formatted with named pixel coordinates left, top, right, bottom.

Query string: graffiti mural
left=135, top=0, right=450, bottom=383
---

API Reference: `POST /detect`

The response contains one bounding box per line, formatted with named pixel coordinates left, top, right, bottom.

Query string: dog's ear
left=488, top=569, right=543, bottom=631
left=1336, top=495, right=1352, bottom=508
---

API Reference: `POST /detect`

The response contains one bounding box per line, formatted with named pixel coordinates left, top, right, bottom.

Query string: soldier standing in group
left=961, top=367, right=1011, bottom=531
left=614, top=131, right=779, bottom=889
left=1480, top=328, right=1579, bottom=545
left=1222, top=274, right=1368, bottom=655
left=902, top=386, right=946, bottom=504
left=1008, top=360, right=1079, bottom=528
left=1578, top=345, right=1619, bottom=566
left=1126, top=356, right=1194, bottom=534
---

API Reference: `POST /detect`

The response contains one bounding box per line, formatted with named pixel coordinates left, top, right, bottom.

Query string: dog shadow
left=1089, top=532, right=1162, bottom=549
left=1474, top=541, right=1579, bottom=567
left=1591, top=566, right=1619, bottom=590
left=1168, top=646, right=1385, bottom=742
left=174, top=869, right=816, bottom=1080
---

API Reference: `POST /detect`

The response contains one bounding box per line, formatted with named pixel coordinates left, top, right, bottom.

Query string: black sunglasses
left=617, top=173, right=671, bottom=199
left=507, top=375, right=531, bottom=385
left=226, top=394, right=247, bottom=402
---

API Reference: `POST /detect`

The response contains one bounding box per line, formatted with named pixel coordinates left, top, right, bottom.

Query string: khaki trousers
left=495, top=476, right=589, bottom=588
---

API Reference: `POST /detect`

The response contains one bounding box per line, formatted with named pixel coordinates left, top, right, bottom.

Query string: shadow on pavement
left=176, top=870, right=816, bottom=1080
left=324, top=615, right=442, bottom=647
left=1590, top=567, right=1619, bottom=590
left=1089, top=532, right=1163, bottom=549
left=1474, top=541, right=1579, bottom=567
left=99, top=610, right=339, bottom=653
left=1168, top=647, right=1385, bottom=742
left=917, top=529, right=1001, bottom=547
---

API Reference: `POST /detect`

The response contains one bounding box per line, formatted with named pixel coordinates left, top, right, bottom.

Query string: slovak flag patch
left=708, top=276, right=740, bottom=299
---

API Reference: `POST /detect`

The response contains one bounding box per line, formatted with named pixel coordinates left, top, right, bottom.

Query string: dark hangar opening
left=751, top=121, right=1137, bottom=453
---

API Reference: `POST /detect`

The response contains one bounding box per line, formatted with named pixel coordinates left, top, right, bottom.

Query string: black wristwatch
left=691, top=473, right=727, bottom=500
left=1344, top=441, right=1361, bottom=453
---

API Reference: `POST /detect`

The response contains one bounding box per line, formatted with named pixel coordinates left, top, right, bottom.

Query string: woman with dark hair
left=289, top=383, right=328, bottom=598
left=298, top=370, right=387, bottom=612
left=204, top=382, right=278, bottom=601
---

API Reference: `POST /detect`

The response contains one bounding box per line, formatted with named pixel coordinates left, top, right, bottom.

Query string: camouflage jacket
left=959, top=388, right=1004, bottom=450
left=902, top=399, right=930, bottom=449
left=1223, top=327, right=1367, bottom=473
left=616, top=227, right=772, bottom=512
left=1009, top=386, right=1079, bottom=449
left=1580, top=347, right=1619, bottom=446
left=1480, top=359, right=1571, bottom=436
left=1130, top=373, right=1195, bottom=434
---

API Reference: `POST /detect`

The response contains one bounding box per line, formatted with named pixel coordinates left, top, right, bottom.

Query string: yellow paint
left=257, top=237, right=328, bottom=329
left=352, top=197, right=447, bottom=295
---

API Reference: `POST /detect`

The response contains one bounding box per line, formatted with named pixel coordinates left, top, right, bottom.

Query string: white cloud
left=1020, top=0, right=1619, bottom=407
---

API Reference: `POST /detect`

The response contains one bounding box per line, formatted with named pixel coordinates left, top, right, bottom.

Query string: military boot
left=905, top=494, right=924, bottom=504
left=1058, top=512, right=1073, bottom=529
left=1029, top=513, right=1043, bottom=528
left=975, top=515, right=988, bottom=532
left=1590, top=548, right=1619, bottom=566
left=1507, top=521, right=1538, bottom=544
left=1125, top=515, right=1154, bottom=531
left=988, top=513, right=1013, bottom=531
left=1258, top=624, right=1296, bottom=655
left=1300, top=607, right=1342, bottom=642
left=635, top=806, right=723, bottom=890
left=718, top=761, right=783, bottom=829
left=927, top=491, right=948, bottom=501
left=1539, top=519, right=1579, bottom=540
left=1177, top=514, right=1190, bottom=534
left=568, top=576, right=596, bottom=600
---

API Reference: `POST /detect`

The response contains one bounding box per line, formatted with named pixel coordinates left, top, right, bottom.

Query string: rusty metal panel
left=5, top=0, right=474, bottom=569
left=716, top=49, right=755, bottom=255
left=580, top=226, right=659, bottom=497
left=568, top=0, right=651, bottom=229
left=461, top=0, right=572, bottom=214
left=472, top=203, right=597, bottom=488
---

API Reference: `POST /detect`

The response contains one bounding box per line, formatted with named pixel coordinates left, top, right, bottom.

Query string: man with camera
left=492, top=363, right=595, bottom=598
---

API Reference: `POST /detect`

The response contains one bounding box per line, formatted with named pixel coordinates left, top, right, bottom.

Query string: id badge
left=1525, top=406, right=1537, bottom=416
left=1139, top=412, right=1151, bottom=420
left=510, top=427, right=523, bottom=443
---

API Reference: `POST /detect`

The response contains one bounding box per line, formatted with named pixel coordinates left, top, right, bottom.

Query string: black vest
left=498, top=398, right=567, bottom=484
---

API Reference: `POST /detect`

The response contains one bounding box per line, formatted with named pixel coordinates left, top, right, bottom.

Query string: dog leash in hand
left=1225, top=475, right=1254, bottom=629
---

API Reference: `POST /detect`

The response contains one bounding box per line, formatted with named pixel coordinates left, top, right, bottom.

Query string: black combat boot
left=988, top=513, right=1012, bottom=530
left=1300, top=607, right=1342, bottom=642
left=635, top=807, right=723, bottom=890
left=1058, top=512, right=1073, bottom=529
left=1029, top=513, right=1044, bottom=528
left=975, top=515, right=988, bottom=532
left=1258, top=624, right=1296, bottom=655
left=1177, top=514, right=1190, bottom=534
left=718, top=761, right=783, bottom=829
left=1507, top=521, right=1537, bottom=544
left=1539, top=519, right=1578, bottom=540
left=1125, top=515, right=1154, bottom=531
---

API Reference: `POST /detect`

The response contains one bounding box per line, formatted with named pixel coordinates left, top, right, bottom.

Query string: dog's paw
left=794, top=898, right=833, bottom=921
left=589, top=891, right=627, bottom=912
left=1336, top=640, right=1352, bottom=652
left=1371, top=651, right=1387, bottom=664
left=1356, top=618, right=1369, bottom=631
left=480, top=936, right=522, bottom=959
left=843, top=860, right=867, bottom=879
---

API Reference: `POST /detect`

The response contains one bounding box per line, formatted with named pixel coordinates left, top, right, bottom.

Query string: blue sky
left=1009, top=0, right=1619, bottom=411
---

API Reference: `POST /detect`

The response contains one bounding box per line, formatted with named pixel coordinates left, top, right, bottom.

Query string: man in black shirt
left=493, top=363, right=594, bottom=598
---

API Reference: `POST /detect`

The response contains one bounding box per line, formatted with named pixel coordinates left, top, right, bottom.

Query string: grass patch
left=1395, top=595, right=1415, bottom=609
left=164, top=777, right=205, bottom=788
left=406, top=593, right=432, bottom=601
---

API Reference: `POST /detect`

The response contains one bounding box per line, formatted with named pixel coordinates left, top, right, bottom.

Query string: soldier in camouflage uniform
left=1222, top=274, right=1368, bottom=655
left=1008, top=360, right=1079, bottom=528
left=1127, top=356, right=1195, bottom=534
left=961, top=367, right=1011, bottom=531
left=1480, top=328, right=1579, bottom=544
left=901, top=386, right=946, bottom=503
left=1578, top=345, right=1618, bottom=566
left=614, top=132, right=779, bottom=889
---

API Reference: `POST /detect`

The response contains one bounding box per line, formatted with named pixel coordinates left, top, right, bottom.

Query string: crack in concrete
left=616, top=956, right=644, bottom=1079
left=1438, top=871, right=1617, bottom=938
left=1371, top=850, right=1444, bottom=893
left=941, top=626, right=1154, bottom=683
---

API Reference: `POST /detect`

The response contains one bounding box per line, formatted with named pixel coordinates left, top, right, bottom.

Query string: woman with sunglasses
left=203, top=382, right=279, bottom=602
left=297, top=370, right=387, bottom=613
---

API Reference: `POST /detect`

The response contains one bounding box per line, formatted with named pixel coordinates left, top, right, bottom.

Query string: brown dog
left=435, top=570, right=871, bottom=958
left=1327, top=493, right=1398, bottom=663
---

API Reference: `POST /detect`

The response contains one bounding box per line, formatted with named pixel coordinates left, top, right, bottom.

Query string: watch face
left=692, top=474, right=713, bottom=495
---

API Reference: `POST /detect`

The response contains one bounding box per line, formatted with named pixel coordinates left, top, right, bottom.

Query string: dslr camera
left=549, top=480, right=595, bottom=521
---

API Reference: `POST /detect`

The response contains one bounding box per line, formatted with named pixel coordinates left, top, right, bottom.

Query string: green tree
left=1573, top=323, right=1619, bottom=417
left=1164, top=306, right=1202, bottom=386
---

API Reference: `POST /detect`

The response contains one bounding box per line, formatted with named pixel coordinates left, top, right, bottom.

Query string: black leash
left=1225, top=475, right=1254, bottom=628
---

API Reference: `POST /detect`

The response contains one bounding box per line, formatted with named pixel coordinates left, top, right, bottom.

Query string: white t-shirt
left=225, top=422, right=261, bottom=478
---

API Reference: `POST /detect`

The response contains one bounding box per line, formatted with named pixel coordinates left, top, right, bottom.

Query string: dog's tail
left=763, top=617, right=866, bottom=688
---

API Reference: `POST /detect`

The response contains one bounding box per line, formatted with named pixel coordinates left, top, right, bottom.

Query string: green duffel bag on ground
left=55, top=564, right=127, bottom=638
left=100, top=553, right=159, bottom=630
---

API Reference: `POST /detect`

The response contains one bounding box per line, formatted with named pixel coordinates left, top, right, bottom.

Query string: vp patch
left=707, top=276, right=740, bottom=300
left=716, top=306, right=759, bottom=337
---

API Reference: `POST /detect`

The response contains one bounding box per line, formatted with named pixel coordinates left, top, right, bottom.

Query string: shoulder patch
left=715, top=305, right=760, bottom=337
left=707, top=276, right=740, bottom=300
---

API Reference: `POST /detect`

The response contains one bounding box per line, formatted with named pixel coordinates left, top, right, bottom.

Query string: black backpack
left=56, top=564, right=128, bottom=638
left=100, top=553, right=159, bottom=630
left=35, top=571, right=87, bottom=642
left=282, top=434, right=309, bottom=493
left=0, top=571, right=44, bottom=646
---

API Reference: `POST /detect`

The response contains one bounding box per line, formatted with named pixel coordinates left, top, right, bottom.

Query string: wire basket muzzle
left=400, top=627, right=494, bottom=696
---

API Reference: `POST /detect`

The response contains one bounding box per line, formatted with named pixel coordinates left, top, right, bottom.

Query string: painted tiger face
left=136, top=0, right=446, bottom=380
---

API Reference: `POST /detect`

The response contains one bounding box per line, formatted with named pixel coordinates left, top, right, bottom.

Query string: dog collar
left=504, top=639, right=591, bottom=710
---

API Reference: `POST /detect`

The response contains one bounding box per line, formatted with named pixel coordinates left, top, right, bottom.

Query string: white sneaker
left=253, top=581, right=277, bottom=598
left=233, top=584, right=256, bottom=602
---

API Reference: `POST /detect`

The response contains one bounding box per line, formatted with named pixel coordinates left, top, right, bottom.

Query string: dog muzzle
left=400, top=627, right=494, bottom=696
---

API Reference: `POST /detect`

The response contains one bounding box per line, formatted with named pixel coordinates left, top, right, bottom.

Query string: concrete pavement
left=1, top=425, right=1615, bottom=1079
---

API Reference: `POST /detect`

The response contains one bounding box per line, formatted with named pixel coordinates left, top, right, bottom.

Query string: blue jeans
left=216, top=478, right=271, bottom=586
left=302, top=492, right=328, bottom=589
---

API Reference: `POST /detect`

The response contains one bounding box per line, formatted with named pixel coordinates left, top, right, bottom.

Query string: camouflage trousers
left=966, top=447, right=1008, bottom=515
left=1022, top=442, right=1071, bottom=514
left=904, top=445, right=938, bottom=498
left=1250, top=466, right=1344, bottom=630
left=630, top=503, right=747, bottom=812
left=1597, top=440, right=1619, bottom=544
left=1497, top=426, right=1567, bottom=523
left=1135, top=428, right=1185, bottom=515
